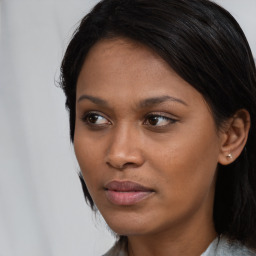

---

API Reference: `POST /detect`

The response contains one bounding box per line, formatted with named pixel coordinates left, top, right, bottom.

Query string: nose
left=105, top=124, right=145, bottom=170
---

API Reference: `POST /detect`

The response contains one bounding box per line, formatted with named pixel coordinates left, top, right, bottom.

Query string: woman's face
left=74, top=38, right=225, bottom=237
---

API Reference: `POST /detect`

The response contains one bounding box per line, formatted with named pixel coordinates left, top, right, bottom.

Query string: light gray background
left=0, top=1, right=255, bottom=255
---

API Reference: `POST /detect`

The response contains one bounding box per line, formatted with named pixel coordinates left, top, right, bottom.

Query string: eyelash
left=80, top=111, right=178, bottom=129
left=80, top=111, right=111, bottom=128
left=143, top=113, right=178, bottom=127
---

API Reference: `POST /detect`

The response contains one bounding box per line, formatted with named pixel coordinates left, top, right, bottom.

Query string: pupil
left=149, top=116, right=158, bottom=125
left=89, top=114, right=98, bottom=123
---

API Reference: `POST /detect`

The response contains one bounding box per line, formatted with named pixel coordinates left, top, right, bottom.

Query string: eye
left=144, top=114, right=177, bottom=127
left=81, top=112, right=110, bottom=126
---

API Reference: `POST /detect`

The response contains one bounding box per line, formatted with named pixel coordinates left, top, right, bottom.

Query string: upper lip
left=105, top=180, right=153, bottom=192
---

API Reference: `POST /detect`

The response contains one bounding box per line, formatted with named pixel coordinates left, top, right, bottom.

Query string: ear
left=218, top=109, right=250, bottom=165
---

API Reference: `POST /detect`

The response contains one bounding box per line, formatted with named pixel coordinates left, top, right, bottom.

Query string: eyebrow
left=138, top=95, right=188, bottom=108
left=77, top=95, right=109, bottom=106
left=77, top=94, right=187, bottom=107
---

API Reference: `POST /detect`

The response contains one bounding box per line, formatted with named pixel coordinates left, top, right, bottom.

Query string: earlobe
left=218, top=109, right=250, bottom=166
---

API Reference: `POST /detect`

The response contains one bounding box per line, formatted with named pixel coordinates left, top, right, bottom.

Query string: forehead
left=76, top=37, right=206, bottom=110
left=86, top=37, right=160, bottom=60
left=80, top=37, right=170, bottom=81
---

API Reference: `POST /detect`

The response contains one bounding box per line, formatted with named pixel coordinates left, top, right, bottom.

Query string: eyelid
left=143, top=112, right=179, bottom=127
left=80, top=110, right=178, bottom=128
left=144, top=111, right=179, bottom=120
left=80, top=111, right=112, bottom=126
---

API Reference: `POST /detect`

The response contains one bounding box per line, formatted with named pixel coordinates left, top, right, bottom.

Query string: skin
left=74, top=38, right=249, bottom=256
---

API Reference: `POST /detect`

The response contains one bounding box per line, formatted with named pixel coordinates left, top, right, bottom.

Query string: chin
left=102, top=211, right=153, bottom=236
left=109, top=225, right=149, bottom=237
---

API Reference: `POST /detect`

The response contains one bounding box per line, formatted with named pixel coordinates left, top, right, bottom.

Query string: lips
left=104, top=181, right=154, bottom=205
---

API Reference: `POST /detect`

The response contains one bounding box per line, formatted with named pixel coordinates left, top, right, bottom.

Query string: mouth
left=104, top=180, right=154, bottom=206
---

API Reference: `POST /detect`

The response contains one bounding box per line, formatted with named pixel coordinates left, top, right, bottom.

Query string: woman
left=60, top=0, right=256, bottom=255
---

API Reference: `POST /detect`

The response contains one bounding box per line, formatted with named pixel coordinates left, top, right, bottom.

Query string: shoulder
left=103, top=235, right=256, bottom=256
left=202, top=236, right=256, bottom=256
left=102, top=240, right=128, bottom=256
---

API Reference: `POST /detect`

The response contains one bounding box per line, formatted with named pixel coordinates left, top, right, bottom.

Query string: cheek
left=148, top=124, right=220, bottom=213
left=74, top=131, right=104, bottom=194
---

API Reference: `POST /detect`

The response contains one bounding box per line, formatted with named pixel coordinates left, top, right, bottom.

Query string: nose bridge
left=106, top=122, right=144, bottom=169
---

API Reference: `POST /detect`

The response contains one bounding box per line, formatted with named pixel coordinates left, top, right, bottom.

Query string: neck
left=127, top=212, right=217, bottom=256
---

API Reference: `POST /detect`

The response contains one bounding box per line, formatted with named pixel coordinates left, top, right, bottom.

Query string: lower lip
left=105, top=190, right=153, bottom=205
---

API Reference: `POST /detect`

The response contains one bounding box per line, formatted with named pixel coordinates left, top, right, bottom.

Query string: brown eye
left=148, top=116, right=160, bottom=126
left=88, top=114, right=100, bottom=123
left=145, top=115, right=177, bottom=127
left=82, top=112, right=110, bottom=125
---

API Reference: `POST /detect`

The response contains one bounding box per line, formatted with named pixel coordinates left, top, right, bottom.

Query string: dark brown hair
left=60, top=0, right=256, bottom=247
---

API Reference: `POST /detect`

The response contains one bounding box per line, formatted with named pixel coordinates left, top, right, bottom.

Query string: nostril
left=105, top=144, right=145, bottom=169
left=106, top=160, right=139, bottom=170
left=123, top=162, right=138, bottom=168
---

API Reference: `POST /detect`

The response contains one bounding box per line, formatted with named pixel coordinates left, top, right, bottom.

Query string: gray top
left=201, top=236, right=256, bottom=256
left=103, top=236, right=256, bottom=256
